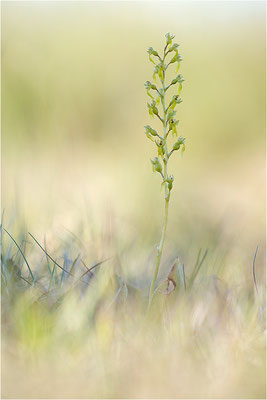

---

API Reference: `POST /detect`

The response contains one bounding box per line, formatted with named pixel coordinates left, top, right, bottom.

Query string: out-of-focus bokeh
left=1, top=1, right=266, bottom=398
left=2, top=1, right=265, bottom=245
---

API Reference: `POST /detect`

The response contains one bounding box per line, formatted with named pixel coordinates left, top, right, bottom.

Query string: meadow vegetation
left=1, top=2, right=266, bottom=398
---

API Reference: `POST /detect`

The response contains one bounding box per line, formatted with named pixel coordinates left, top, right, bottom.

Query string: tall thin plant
left=144, top=33, right=186, bottom=306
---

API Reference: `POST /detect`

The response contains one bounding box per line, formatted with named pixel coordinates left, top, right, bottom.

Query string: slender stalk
left=148, top=196, right=169, bottom=306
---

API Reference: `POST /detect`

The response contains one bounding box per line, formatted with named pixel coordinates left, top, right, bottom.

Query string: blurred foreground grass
left=1, top=215, right=266, bottom=398
left=1, top=1, right=266, bottom=398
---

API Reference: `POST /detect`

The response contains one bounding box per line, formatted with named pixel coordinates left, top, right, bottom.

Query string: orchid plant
left=144, top=33, right=186, bottom=306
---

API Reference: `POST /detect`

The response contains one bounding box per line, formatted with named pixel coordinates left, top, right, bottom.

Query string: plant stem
left=148, top=195, right=169, bottom=307
left=148, top=58, right=170, bottom=307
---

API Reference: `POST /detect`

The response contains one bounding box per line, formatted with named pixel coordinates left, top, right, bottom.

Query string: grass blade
left=3, top=228, right=34, bottom=282
left=69, top=254, right=80, bottom=275
left=189, top=248, right=208, bottom=288
left=252, top=245, right=259, bottom=294
left=32, top=253, right=45, bottom=287
left=79, top=257, right=112, bottom=281
left=28, top=232, right=73, bottom=276
left=44, top=236, right=52, bottom=275
left=48, top=264, right=56, bottom=292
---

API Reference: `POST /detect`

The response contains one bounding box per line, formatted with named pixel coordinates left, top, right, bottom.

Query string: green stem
left=148, top=195, right=169, bottom=307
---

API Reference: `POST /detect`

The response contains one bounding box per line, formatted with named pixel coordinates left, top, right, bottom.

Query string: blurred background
left=1, top=2, right=266, bottom=398
left=2, top=0, right=265, bottom=277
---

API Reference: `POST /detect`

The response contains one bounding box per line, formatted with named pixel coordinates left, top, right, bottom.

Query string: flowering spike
left=145, top=34, right=187, bottom=308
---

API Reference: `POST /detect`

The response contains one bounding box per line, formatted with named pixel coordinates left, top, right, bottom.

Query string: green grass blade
left=48, top=264, right=56, bottom=292
left=28, top=232, right=73, bottom=276
left=32, top=253, right=45, bottom=287
left=252, top=245, right=259, bottom=294
left=69, top=253, right=80, bottom=275
left=189, top=248, right=208, bottom=287
left=176, top=262, right=186, bottom=291
left=193, top=248, right=201, bottom=274
left=44, top=236, right=52, bottom=275
left=3, top=228, right=34, bottom=282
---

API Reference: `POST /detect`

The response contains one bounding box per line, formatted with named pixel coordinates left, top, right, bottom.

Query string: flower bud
left=168, top=43, right=179, bottom=52
left=156, top=140, right=165, bottom=157
left=170, top=74, right=184, bottom=86
left=167, top=175, right=174, bottom=190
left=171, top=77, right=178, bottom=85
left=151, top=102, right=159, bottom=115
left=158, top=145, right=164, bottom=157
left=165, top=32, right=175, bottom=46
left=147, top=103, right=154, bottom=117
left=169, top=119, right=179, bottom=137
left=177, top=136, right=185, bottom=145
left=144, top=125, right=157, bottom=136
left=173, top=96, right=182, bottom=107
left=168, top=95, right=182, bottom=112
left=151, top=157, right=162, bottom=173
left=174, top=95, right=182, bottom=104
left=147, top=101, right=159, bottom=117
left=154, top=162, right=162, bottom=173
left=173, top=142, right=180, bottom=151
left=147, top=47, right=159, bottom=58
left=154, top=64, right=165, bottom=81
left=173, top=137, right=185, bottom=151
left=144, top=81, right=157, bottom=91
left=169, top=53, right=182, bottom=65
